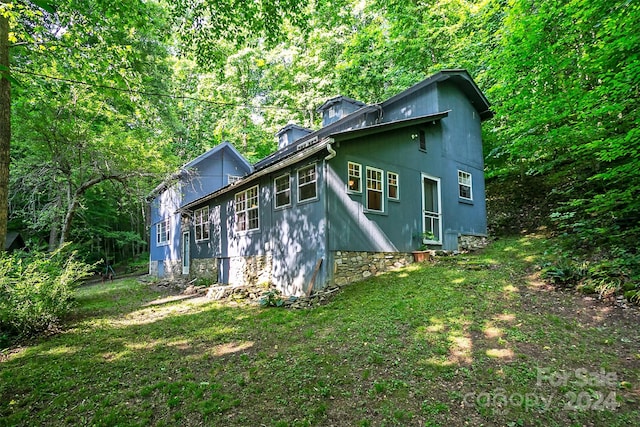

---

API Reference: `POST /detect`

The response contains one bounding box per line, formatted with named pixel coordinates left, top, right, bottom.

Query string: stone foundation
left=229, top=254, right=273, bottom=287
left=191, top=258, right=218, bottom=279
left=458, top=234, right=489, bottom=251
left=149, top=259, right=183, bottom=279
left=332, top=251, right=414, bottom=286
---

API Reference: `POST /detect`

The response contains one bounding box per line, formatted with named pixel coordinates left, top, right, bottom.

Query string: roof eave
left=179, top=138, right=332, bottom=212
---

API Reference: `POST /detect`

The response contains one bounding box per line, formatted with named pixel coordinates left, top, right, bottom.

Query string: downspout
left=324, top=137, right=337, bottom=160
left=322, top=137, right=336, bottom=290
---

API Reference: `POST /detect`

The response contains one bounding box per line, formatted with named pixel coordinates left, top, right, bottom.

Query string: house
left=148, top=142, right=252, bottom=278
left=149, top=69, right=492, bottom=295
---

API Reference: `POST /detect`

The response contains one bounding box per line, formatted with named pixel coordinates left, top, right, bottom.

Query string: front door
left=182, top=231, right=190, bottom=275
left=422, top=174, right=442, bottom=244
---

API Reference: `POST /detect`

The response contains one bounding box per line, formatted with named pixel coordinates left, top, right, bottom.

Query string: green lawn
left=1, top=236, right=639, bottom=426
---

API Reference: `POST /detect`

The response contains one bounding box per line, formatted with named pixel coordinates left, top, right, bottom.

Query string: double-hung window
left=347, top=162, right=362, bottom=192
left=274, top=174, right=291, bottom=209
left=235, top=185, right=259, bottom=232
left=194, top=206, right=210, bottom=241
left=298, top=164, right=317, bottom=202
left=458, top=170, right=473, bottom=201
left=156, top=218, right=170, bottom=246
left=387, top=172, right=399, bottom=200
left=366, top=167, right=384, bottom=212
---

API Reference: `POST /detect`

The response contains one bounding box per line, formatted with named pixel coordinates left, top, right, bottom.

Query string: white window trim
left=297, top=163, right=318, bottom=203
left=347, top=161, right=362, bottom=193
left=274, top=173, right=291, bottom=209
left=458, top=170, right=473, bottom=201
left=387, top=171, right=399, bottom=201
left=194, top=206, right=210, bottom=242
left=156, top=218, right=170, bottom=246
left=235, top=185, right=260, bottom=233
left=365, top=166, right=384, bottom=213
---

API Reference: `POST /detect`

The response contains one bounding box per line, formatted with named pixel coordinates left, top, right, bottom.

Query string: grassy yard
left=1, top=235, right=639, bottom=426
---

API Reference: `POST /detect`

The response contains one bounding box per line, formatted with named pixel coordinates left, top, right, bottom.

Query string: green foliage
left=0, top=246, right=93, bottom=341
left=259, top=288, right=284, bottom=307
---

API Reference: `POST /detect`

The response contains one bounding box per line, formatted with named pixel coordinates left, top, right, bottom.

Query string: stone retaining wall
left=332, top=251, right=413, bottom=286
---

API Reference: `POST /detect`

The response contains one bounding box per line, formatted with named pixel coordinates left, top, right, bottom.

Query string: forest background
left=1, top=0, right=638, bottom=289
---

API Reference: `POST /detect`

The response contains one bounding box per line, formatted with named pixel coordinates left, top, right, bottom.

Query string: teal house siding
left=153, top=69, right=492, bottom=294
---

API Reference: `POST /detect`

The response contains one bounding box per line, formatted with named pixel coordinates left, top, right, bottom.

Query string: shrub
left=0, top=245, right=93, bottom=342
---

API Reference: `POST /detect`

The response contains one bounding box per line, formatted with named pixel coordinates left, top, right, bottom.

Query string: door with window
left=421, top=175, right=442, bottom=244
left=182, top=231, right=190, bottom=275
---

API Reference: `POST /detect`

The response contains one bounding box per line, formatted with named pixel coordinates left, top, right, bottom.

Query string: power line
left=13, top=69, right=309, bottom=113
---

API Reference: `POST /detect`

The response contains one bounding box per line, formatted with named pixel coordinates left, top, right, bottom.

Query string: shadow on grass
left=2, top=235, right=638, bottom=427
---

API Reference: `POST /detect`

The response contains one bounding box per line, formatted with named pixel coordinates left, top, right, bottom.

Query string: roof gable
left=382, top=69, right=493, bottom=121
left=184, top=141, right=252, bottom=172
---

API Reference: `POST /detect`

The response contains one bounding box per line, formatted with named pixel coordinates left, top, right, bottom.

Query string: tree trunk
left=59, top=194, right=80, bottom=247
left=0, top=14, right=10, bottom=251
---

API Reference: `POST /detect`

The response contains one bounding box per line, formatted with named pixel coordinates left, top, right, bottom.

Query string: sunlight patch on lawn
left=111, top=301, right=215, bottom=328
left=42, top=345, right=80, bottom=357
left=502, top=284, right=519, bottom=294
left=452, top=277, right=465, bottom=284
left=486, top=348, right=514, bottom=359
left=211, top=341, right=255, bottom=356
left=483, top=326, right=504, bottom=339
left=494, top=313, right=516, bottom=322
left=448, top=333, right=473, bottom=365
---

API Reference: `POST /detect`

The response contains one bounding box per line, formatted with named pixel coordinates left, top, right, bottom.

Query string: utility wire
left=13, top=69, right=309, bottom=113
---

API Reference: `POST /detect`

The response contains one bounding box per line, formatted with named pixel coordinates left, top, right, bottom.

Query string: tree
left=0, top=9, right=9, bottom=251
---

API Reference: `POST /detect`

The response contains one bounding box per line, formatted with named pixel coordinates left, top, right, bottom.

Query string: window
left=458, top=170, right=473, bottom=200
left=235, top=185, right=259, bottom=232
left=298, top=164, right=317, bottom=202
left=274, top=174, right=291, bottom=208
left=419, top=130, right=426, bottom=151
left=156, top=218, right=170, bottom=246
left=347, top=162, right=362, bottom=192
left=194, top=207, right=210, bottom=241
left=366, top=167, right=384, bottom=212
left=388, top=172, right=399, bottom=200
